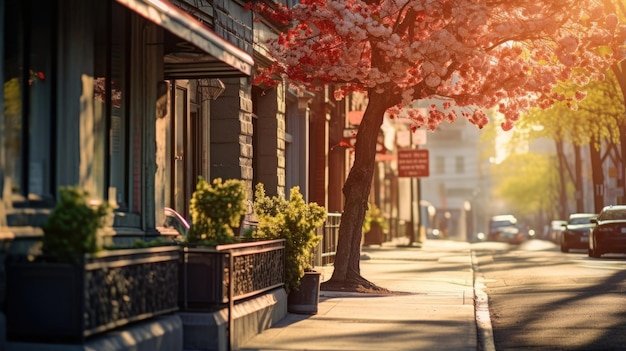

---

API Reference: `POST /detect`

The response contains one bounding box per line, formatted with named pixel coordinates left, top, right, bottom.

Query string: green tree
left=518, top=72, right=625, bottom=213
left=492, top=153, right=563, bottom=226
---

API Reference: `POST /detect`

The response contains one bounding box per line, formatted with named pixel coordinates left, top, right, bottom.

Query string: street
left=473, top=239, right=626, bottom=351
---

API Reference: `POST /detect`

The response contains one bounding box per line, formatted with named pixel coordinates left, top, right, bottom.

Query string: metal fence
left=180, top=239, right=285, bottom=310
left=312, top=212, right=341, bottom=267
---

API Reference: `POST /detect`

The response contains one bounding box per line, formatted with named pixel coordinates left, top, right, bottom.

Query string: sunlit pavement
left=240, top=238, right=490, bottom=351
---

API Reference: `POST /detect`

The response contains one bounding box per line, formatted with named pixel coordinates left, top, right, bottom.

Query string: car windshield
left=598, top=209, right=626, bottom=221
left=491, top=220, right=515, bottom=229
left=569, top=216, right=593, bottom=225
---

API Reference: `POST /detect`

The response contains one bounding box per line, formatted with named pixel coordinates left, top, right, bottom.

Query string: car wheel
left=561, top=242, right=569, bottom=253
left=590, top=248, right=602, bottom=258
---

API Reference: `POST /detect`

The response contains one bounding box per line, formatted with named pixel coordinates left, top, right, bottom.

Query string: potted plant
left=178, top=177, right=286, bottom=351
left=6, top=186, right=180, bottom=343
left=362, top=202, right=388, bottom=246
left=179, top=176, right=285, bottom=311
left=179, top=176, right=248, bottom=309
left=250, top=183, right=327, bottom=314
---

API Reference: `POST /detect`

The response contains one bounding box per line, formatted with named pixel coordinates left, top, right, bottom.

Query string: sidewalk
left=239, top=239, right=494, bottom=351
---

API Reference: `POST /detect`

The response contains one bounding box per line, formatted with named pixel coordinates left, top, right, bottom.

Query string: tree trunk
left=589, top=139, right=605, bottom=213
left=620, top=125, right=626, bottom=205
left=611, top=63, right=626, bottom=205
left=574, top=145, right=584, bottom=212
left=321, top=93, right=391, bottom=292
left=555, top=139, right=569, bottom=219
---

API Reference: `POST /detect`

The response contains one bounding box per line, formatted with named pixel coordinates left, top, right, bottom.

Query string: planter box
left=363, top=223, right=385, bottom=246
left=180, top=239, right=285, bottom=310
left=6, top=246, right=180, bottom=343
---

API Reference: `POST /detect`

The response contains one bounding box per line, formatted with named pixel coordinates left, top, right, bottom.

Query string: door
left=169, top=80, right=206, bottom=220
left=172, top=83, right=189, bottom=217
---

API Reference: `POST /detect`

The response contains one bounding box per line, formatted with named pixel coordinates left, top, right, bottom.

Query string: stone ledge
left=180, top=288, right=287, bottom=351
left=6, top=315, right=183, bottom=351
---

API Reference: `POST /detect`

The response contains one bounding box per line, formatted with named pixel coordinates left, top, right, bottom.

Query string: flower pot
left=287, top=270, right=321, bottom=314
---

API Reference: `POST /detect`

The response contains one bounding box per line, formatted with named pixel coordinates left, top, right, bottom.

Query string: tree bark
left=589, top=139, right=605, bottom=213
left=321, top=92, right=392, bottom=292
left=555, top=139, right=569, bottom=219
left=616, top=124, right=626, bottom=205
left=574, top=145, right=584, bottom=212
left=611, top=63, right=626, bottom=205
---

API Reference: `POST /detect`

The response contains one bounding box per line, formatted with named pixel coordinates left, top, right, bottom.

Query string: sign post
left=397, top=149, right=429, bottom=178
left=397, top=148, right=429, bottom=246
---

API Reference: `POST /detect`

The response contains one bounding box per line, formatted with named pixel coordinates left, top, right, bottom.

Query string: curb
left=471, top=251, right=496, bottom=351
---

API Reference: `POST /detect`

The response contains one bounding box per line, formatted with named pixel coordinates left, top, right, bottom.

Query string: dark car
left=560, top=213, right=596, bottom=253
left=589, top=205, right=626, bottom=258
left=488, top=214, right=524, bottom=244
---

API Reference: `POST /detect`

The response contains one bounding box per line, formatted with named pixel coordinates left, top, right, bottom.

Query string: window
left=435, top=156, right=445, bottom=174
left=455, top=156, right=464, bottom=174
left=3, top=0, right=141, bottom=223
left=94, top=1, right=137, bottom=212
left=3, top=0, right=56, bottom=204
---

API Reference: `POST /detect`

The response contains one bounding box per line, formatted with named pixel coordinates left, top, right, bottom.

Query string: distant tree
left=492, top=152, right=562, bottom=226
left=248, top=0, right=626, bottom=292
left=519, top=73, right=625, bottom=214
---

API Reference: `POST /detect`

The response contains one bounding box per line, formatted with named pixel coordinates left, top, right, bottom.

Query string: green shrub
left=187, top=176, right=247, bottom=245
left=362, top=202, right=387, bottom=233
left=41, top=186, right=112, bottom=258
left=252, top=184, right=327, bottom=294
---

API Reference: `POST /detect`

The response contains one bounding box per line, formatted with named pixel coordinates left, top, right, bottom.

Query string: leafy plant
left=104, top=237, right=176, bottom=250
left=41, top=186, right=112, bottom=257
left=362, top=202, right=387, bottom=234
left=187, top=176, right=247, bottom=245
left=251, top=184, right=327, bottom=294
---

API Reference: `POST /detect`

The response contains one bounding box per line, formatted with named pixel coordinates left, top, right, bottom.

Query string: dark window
left=94, top=1, right=135, bottom=211
left=3, top=0, right=56, bottom=205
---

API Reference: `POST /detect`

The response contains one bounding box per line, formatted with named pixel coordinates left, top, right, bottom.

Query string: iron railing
left=180, top=239, right=285, bottom=351
left=180, top=239, right=285, bottom=310
left=6, top=246, right=180, bottom=342
left=312, top=212, right=341, bottom=267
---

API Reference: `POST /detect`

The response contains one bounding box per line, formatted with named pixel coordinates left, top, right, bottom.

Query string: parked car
left=561, top=213, right=596, bottom=253
left=589, top=205, right=626, bottom=258
left=488, top=215, right=524, bottom=244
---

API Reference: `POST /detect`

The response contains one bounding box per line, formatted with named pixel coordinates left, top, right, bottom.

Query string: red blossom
left=27, top=69, right=45, bottom=85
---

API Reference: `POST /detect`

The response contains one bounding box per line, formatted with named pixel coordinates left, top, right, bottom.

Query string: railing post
left=228, top=251, right=234, bottom=351
left=313, top=227, right=323, bottom=267
left=183, top=247, right=188, bottom=310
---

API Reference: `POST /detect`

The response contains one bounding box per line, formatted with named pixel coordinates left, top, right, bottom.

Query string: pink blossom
left=248, top=0, right=626, bottom=132
left=574, top=91, right=587, bottom=101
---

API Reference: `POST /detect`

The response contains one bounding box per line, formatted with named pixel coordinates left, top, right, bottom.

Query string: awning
left=115, top=0, right=254, bottom=77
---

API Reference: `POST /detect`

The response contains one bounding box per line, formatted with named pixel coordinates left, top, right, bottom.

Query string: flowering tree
left=248, top=0, right=626, bottom=292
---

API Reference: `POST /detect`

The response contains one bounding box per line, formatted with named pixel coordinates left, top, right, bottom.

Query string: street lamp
left=197, top=78, right=225, bottom=101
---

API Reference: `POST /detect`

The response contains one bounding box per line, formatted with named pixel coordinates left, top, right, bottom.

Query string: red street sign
left=397, top=149, right=429, bottom=177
